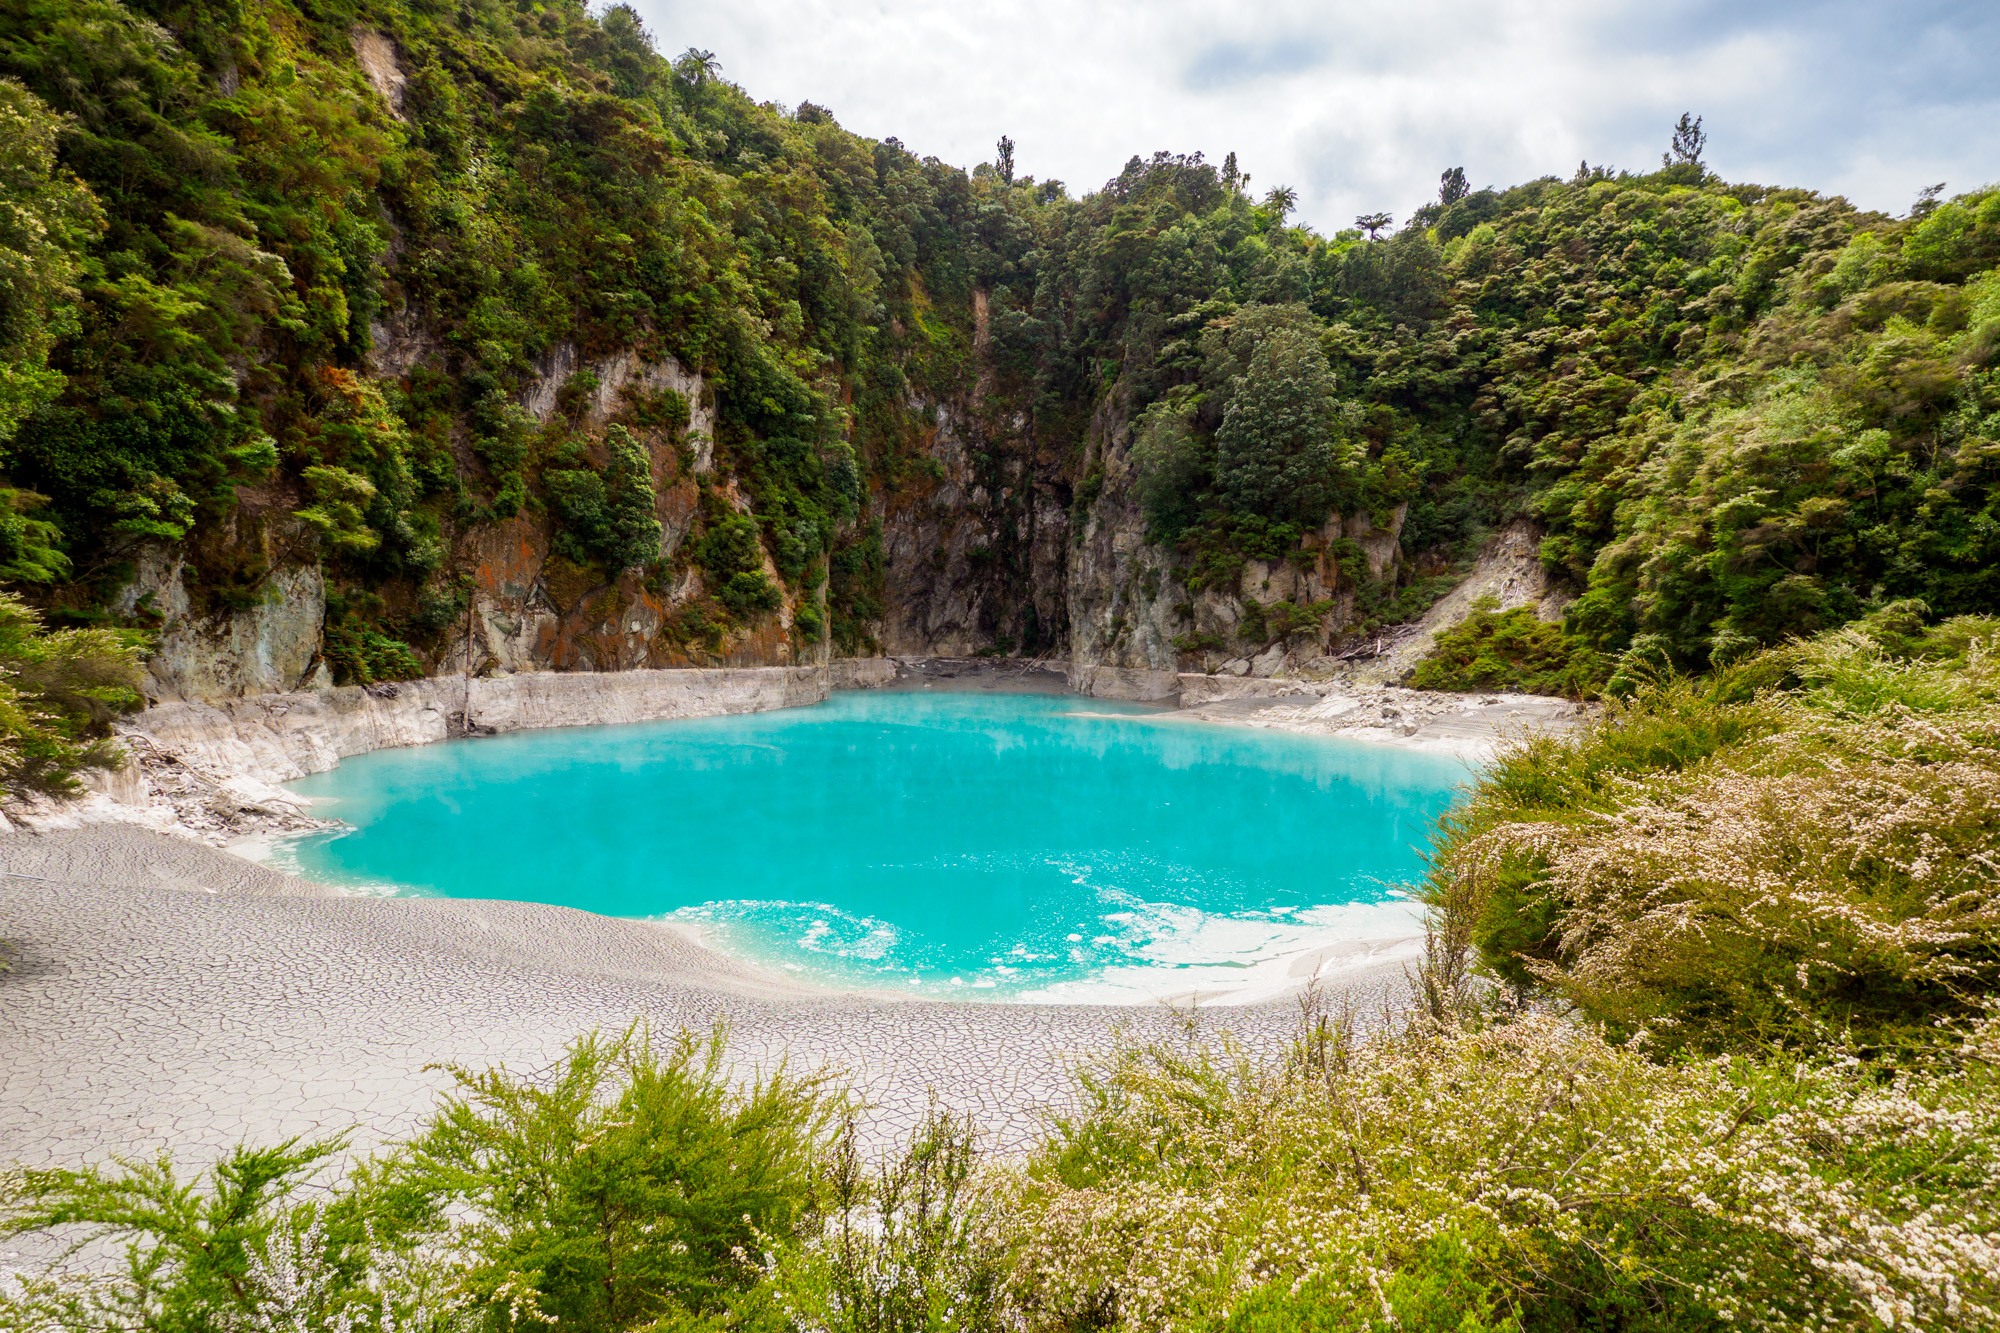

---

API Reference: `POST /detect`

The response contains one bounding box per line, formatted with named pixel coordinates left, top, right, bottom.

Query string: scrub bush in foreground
left=1432, top=614, right=2000, bottom=1051
left=3, top=1018, right=1996, bottom=1333
left=0, top=1025, right=840, bottom=1333
left=364, top=1025, right=838, bottom=1328
left=764, top=1102, right=1011, bottom=1333
left=1005, top=1007, right=2000, bottom=1333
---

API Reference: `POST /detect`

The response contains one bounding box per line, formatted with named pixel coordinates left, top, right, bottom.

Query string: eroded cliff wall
left=129, top=340, right=835, bottom=705
left=129, top=318, right=1469, bottom=708
left=1060, top=390, right=1426, bottom=701
left=875, top=395, right=1071, bottom=659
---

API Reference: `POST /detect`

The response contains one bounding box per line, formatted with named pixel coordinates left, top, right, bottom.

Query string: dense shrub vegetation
left=1433, top=605, right=2000, bottom=1052
left=0, top=0, right=1994, bottom=696
left=1, top=1026, right=843, bottom=1331
left=1406, top=598, right=1605, bottom=697
left=0, top=591, right=144, bottom=801
left=1015, top=1008, right=1997, bottom=1333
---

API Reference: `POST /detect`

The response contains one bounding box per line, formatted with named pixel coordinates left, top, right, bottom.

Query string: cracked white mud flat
left=0, top=666, right=1568, bottom=1186
left=0, top=827, right=1359, bottom=1180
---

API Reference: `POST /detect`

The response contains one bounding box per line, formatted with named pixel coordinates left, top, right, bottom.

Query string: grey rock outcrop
left=1337, top=521, right=1569, bottom=686
left=115, top=545, right=330, bottom=702
left=1060, top=390, right=1422, bottom=700
left=875, top=395, right=1069, bottom=659
left=33, top=667, right=842, bottom=846
left=521, top=343, right=717, bottom=467
left=128, top=667, right=831, bottom=786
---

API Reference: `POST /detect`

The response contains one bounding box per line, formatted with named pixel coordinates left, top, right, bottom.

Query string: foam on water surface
left=276, top=690, right=1468, bottom=1002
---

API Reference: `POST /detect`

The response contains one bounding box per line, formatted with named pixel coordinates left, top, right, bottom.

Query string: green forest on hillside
left=1, top=0, right=1996, bottom=704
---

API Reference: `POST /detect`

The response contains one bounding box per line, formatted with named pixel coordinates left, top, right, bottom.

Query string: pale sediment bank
left=26, top=662, right=893, bottom=845
left=0, top=660, right=1576, bottom=1175
left=0, top=827, right=1338, bottom=1176
left=1063, top=662, right=1589, bottom=761
left=21, top=658, right=1572, bottom=845
left=1165, top=673, right=1590, bottom=762
left=849, top=657, right=1586, bottom=765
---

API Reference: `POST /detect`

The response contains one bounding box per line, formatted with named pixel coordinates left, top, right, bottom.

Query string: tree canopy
left=0, top=0, right=1991, bottom=698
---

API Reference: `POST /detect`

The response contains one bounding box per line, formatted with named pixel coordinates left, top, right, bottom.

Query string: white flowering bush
left=7, top=1010, right=1995, bottom=1332
left=1436, top=614, right=2000, bottom=1050
left=1002, top=1008, right=2000, bottom=1333
left=765, top=1102, right=1011, bottom=1333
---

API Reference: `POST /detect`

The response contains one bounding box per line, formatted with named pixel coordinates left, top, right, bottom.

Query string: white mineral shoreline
left=0, top=826, right=1360, bottom=1180
left=32, top=657, right=1580, bottom=844
left=23, top=655, right=1579, bottom=1019
left=0, top=660, right=1583, bottom=1178
left=4, top=662, right=893, bottom=845
left=1159, top=672, right=1591, bottom=763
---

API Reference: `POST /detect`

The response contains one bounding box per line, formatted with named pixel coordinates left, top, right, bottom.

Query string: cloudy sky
left=625, top=0, right=1999, bottom=235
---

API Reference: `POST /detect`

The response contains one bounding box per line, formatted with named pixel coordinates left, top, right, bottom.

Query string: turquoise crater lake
left=276, top=690, right=1469, bottom=1002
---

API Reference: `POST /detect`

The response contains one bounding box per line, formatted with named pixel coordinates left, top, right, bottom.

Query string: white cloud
left=627, top=0, right=2000, bottom=231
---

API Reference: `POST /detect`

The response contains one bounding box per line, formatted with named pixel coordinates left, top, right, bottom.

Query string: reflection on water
left=277, top=691, right=1469, bottom=1002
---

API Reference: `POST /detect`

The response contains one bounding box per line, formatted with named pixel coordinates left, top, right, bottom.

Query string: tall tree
left=1438, top=166, right=1469, bottom=206
left=995, top=134, right=1015, bottom=186
left=1665, top=112, right=1706, bottom=167
left=0, top=80, right=100, bottom=454
left=1214, top=329, right=1357, bottom=523
left=677, top=48, right=720, bottom=86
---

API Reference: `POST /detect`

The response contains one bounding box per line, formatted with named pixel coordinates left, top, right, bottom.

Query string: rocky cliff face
left=875, top=393, right=1070, bottom=659
left=129, top=310, right=1466, bottom=706
left=445, top=343, right=818, bottom=678
left=130, top=338, right=832, bottom=705
left=115, top=535, right=331, bottom=703
left=1062, top=396, right=1181, bottom=700
left=874, top=290, right=1072, bottom=660
left=1061, top=393, right=1417, bottom=700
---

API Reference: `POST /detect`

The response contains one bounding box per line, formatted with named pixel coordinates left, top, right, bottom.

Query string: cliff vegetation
left=0, top=0, right=1995, bottom=716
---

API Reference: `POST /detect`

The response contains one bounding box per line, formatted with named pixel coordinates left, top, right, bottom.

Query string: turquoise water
left=277, top=690, right=1469, bottom=1002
